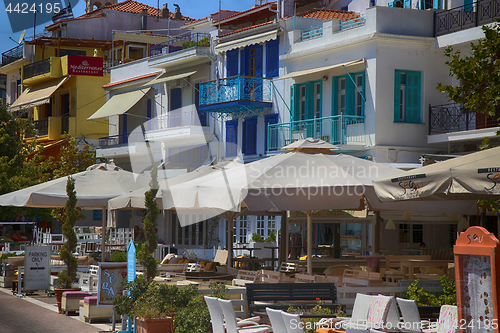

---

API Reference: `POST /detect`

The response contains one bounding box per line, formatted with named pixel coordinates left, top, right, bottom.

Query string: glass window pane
left=401, top=73, right=406, bottom=85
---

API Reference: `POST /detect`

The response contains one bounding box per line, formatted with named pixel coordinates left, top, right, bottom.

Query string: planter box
left=252, top=242, right=277, bottom=259
left=0, top=276, right=15, bottom=288
left=135, top=317, right=174, bottom=333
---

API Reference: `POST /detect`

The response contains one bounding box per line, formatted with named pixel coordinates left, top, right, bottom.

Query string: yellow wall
left=74, top=75, right=109, bottom=139
left=33, top=45, right=104, bottom=62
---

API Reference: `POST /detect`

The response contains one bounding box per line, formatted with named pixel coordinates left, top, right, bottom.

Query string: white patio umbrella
left=373, top=146, right=500, bottom=202
left=163, top=138, right=478, bottom=273
left=0, top=163, right=149, bottom=259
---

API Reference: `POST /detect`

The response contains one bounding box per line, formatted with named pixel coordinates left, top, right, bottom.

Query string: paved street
left=0, top=288, right=109, bottom=333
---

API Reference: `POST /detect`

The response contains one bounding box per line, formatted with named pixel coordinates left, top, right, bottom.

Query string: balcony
left=267, top=115, right=365, bottom=151
left=2, top=44, right=23, bottom=66
left=23, top=58, right=51, bottom=80
left=428, top=103, right=500, bottom=143
left=150, top=33, right=210, bottom=58
left=25, top=119, right=49, bottom=138
left=434, top=0, right=500, bottom=37
left=24, top=116, right=74, bottom=140
left=97, top=132, right=160, bottom=159
left=144, top=111, right=213, bottom=147
left=199, top=76, right=273, bottom=118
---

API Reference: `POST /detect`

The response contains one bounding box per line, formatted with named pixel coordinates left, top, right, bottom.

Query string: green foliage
left=209, top=281, right=228, bottom=299
left=113, top=276, right=150, bottom=317
left=181, top=40, right=196, bottom=49
left=437, top=20, right=500, bottom=116
left=1, top=252, right=24, bottom=259
left=110, top=251, right=127, bottom=262
left=137, top=166, right=159, bottom=281
left=52, top=137, right=95, bottom=179
left=173, top=294, right=211, bottom=333
left=404, top=276, right=456, bottom=306
left=57, top=176, right=80, bottom=289
left=251, top=233, right=264, bottom=242
left=197, top=37, right=210, bottom=47
left=287, top=299, right=345, bottom=333
left=251, top=232, right=276, bottom=243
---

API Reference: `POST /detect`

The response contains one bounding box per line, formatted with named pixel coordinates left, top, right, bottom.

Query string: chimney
left=141, top=8, right=148, bottom=30
left=161, top=3, right=169, bottom=18
left=173, top=3, right=181, bottom=19
left=283, top=0, right=294, bottom=17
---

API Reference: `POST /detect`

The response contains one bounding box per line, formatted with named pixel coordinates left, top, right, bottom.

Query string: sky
left=0, top=0, right=258, bottom=56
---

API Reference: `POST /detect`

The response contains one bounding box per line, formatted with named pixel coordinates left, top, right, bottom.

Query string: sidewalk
left=0, top=286, right=117, bottom=332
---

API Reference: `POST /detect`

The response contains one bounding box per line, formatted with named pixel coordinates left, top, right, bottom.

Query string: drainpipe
left=141, top=8, right=148, bottom=30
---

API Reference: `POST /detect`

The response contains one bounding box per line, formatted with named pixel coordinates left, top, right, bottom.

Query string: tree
left=437, top=21, right=500, bottom=116
left=57, top=176, right=83, bottom=288
left=137, top=166, right=159, bottom=281
left=52, top=137, right=95, bottom=179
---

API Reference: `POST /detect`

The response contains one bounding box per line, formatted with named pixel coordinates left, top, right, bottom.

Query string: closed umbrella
left=373, top=146, right=500, bottom=202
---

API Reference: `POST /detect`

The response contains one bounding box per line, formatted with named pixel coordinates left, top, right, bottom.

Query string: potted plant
left=54, top=176, right=83, bottom=313
left=250, top=231, right=277, bottom=259
left=404, top=275, right=456, bottom=319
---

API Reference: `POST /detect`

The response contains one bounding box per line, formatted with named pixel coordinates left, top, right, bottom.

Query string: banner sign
left=127, top=240, right=136, bottom=283
left=67, top=55, right=103, bottom=76
left=97, top=262, right=127, bottom=307
left=24, top=245, right=51, bottom=291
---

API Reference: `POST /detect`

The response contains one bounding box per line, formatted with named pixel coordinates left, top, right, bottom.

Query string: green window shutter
left=360, top=71, right=365, bottom=116
left=332, top=76, right=339, bottom=116
left=305, top=81, right=314, bottom=120
left=406, top=71, right=421, bottom=123
left=346, top=75, right=355, bottom=116
left=290, top=84, right=298, bottom=122
left=394, top=70, right=401, bottom=122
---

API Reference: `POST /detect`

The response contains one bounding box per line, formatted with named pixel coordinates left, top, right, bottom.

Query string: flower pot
left=54, top=287, right=81, bottom=314
left=136, top=317, right=174, bottom=333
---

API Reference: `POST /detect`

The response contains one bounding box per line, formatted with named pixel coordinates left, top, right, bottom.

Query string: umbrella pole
left=307, top=211, right=312, bottom=275
left=228, top=217, right=234, bottom=269
left=373, top=211, right=381, bottom=255
left=101, top=207, right=106, bottom=262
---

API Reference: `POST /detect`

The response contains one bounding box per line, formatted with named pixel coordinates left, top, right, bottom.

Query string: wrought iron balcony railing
left=23, top=58, right=51, bottom=80
left=2, top=43, right=23, bottom=66
left=429, top=103, right=500, bottom=135
left=267, top=115, right=365, bottom=151
left=99, top=132, right=150, bottom=148
left=25, top=119, right=49, bottom=138
left=199, top=75, right=272, bottom=106
left=150, top=33, right=210, bottom=58
left=434, top=0, right=500, bottom=37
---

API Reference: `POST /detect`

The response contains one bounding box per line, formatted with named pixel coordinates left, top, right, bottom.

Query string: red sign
left=67, top=55, right=103, bottom=76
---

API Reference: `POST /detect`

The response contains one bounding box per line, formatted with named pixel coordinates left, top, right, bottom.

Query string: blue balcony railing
left=267, top=115, right=365, bottom=151
left=340, top=15, right=366, bottom=30
left=199, top=75, right=272, bottom=106
left=150, top=33, right=210, bottom=58
left=2, top=43, right=23, bottom=66
left=301, top=27, right=323, bottom=41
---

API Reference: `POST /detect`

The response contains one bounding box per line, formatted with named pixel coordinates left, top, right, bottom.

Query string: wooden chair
left=232, top=269, right=260, bottom=287
left=294, top=273, right=316, bottom=283
left=261, top=270, right=284, bottom=283
left=279, top=262, right=301, bottom=274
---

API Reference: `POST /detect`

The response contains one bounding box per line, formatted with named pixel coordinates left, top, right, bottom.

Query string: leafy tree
left=52, top=137, right=95, bottom=179
left=57, top=176, right=83, bottom=288
left=137, top=165, right=159, bottom=281
left=437, top=21, right=500, bottom=116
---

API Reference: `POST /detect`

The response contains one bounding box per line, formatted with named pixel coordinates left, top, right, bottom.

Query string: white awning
left=142, top=65, right=205, bottom=87
left=274, top=59, right=365, bottom=81
left=215, top=30, right=278, bottom=53
left=10, top=77, right=69, bottom=111
left=113, top=31, right=172, bottom=44
left=87, top=88, right=152, bottom=120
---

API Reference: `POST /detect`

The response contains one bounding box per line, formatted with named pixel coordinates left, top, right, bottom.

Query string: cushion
left=205, top=262, right=214, bottom=271
left=367, top=295, right=392, bottom=326
left=84, top=296, right=98, bottom=305
left=168, top=257, right=180, bottom=264
left=62, top=291, right=90, bottom=298
left=178, top=259, right=185, bottom=264
left=161, top=258, right=169, bottom=264
left=436, top=305, right=457, bottom=333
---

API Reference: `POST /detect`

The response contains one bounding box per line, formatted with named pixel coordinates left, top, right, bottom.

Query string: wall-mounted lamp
left=322, top=75, right=328, bottom=81
left=385, top=219, right=396, bottom=230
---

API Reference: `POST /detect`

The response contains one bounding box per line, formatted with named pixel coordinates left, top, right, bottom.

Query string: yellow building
left=10, top=37, right=113, bottom=148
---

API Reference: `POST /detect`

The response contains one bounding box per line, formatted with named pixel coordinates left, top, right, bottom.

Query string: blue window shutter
left=243, top=117, right=257, bottom=155
left=394, top=70, right=401, bottom=122
left=290, top=84, right=298, bottom=122
left=240, top=48, right=248, bottom=75
left=266, top=38, right=279, bottom=77
left=146, top=99, right=152, bottom=119
left=255, top=44, right=263, bottom=77
left=227, top=50, right=238, bottom=77
left=432, top=0, right=439, bottom=8
left=265, top=113, right=279, bottom=151
left=226, top=120, right=238, bottom=157
left=122, top=114, right=128, bottom=144
left=464, top=0, right=472, bottom=11
left=305, top=82, right=314, bottom=120
left=406, top=71, right=421, bottom=123
left=332, top=76, right=339, bottom=116
left=170, top=87, right=182, bottom=111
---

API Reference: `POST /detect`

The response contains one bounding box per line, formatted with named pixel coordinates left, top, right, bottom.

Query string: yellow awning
left=142, top=65, right=205, bottom=87
left=87, top=87, right=152, bottom=120
left=215, top=30, right=278, bottom=53
left=10, top=77, right=69, bottom=111
left=274, top=59, right=365, bottom=81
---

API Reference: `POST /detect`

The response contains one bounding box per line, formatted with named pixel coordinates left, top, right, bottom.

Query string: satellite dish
left=18, top=30, right=26, bottom=44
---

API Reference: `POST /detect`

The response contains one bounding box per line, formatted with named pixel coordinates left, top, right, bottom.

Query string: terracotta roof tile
left=214, top=1, right=276, bottom=24
left=297, top=8, right=358, bottom=21
left=103, top=71, right=161, bottom=88
left=220, top=21, right=275, bottom=37
left=103, top=0, right=194, bottom=20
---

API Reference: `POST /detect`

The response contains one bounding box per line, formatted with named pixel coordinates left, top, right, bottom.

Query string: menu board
left=460, top=254, right=495, bottom=332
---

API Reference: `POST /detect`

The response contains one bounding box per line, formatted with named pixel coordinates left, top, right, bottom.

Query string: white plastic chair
left=396, top=297, right=425, bottom=332
left=423, top=305, right=458, bottom=333
left=266, top=307, right=287, bottom=333
left=218, top=298, right=271, bottom=333
left=204, top=296, right=225, bottom=333
left=281, top=311, right=304, bottom=333
left=344, top=295, right=393, bottom=333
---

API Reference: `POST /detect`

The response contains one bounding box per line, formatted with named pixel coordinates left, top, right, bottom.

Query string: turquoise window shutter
left=360, top=71, right=365, bottom=116
left=464, top=0, right=473, bottom=11
left=265, top=113, right=279, bottom=151
left=332, top=76, right=339, bottom=116
left=406, top=71, right=421, bottom=123
left=394, top=70, right=401, bottom=122
left=432, top=0, right=439, bottom=9
left=305, top=82, right=314, bottom=120
left=290, top=84, right=298, bottom=122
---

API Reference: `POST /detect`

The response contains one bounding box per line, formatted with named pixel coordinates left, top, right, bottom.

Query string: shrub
left=110, top=251, right=127, bottom=262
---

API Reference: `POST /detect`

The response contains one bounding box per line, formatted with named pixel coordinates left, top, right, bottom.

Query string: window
left=174, top=214, right=207, bottom=246
left=226, top=120, right=238, bottom=157
left=248, top=48, right=256, bottom=77
left=227, top=49, right=239, bottom=77
left=291, top=81, right=322, bottom=122
left=257, top=216, right=266, bottom=237
left=93, top=210, right=103, bottom=221
left=299, top=85, right=306, bottom=121
left=243, top=117, right=257, bottom=155
left=266, top=37, right=279, bottom=77
left=399, top=224, right=423, bottom=243
left=235, top=216, right=248, bottom=243
left=241, top=45, right=263, bottom=76
left=399, top=224, right=409, bottom=243
left=394, top=70, right=421, bottom=123
left=170, top=87, right=182, bottom=112
left=333, top=71, right=365, bottom=116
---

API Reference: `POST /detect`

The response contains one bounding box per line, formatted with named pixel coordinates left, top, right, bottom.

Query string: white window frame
left=338, top=77, right=346, bottom=115
left=355, top=74, right=363, bottom=116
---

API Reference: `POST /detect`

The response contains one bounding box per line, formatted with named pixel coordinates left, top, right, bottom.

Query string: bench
left=232, top=269, right=260, bottom=287
left=246, top=282, right=341, bottom=315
